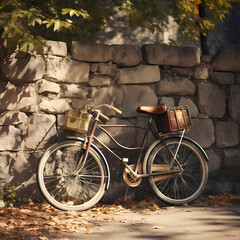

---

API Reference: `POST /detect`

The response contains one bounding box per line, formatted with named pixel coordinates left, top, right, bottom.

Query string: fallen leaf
left=152, top=226, right=164, bottom=229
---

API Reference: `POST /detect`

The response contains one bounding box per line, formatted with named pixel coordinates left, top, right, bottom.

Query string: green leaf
left=53, top=20, right=60, bottom=32
left=0, top=200, right=5, bottom=208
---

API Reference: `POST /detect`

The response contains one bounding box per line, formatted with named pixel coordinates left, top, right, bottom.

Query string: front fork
left=73, top=120, right=98, bottom=176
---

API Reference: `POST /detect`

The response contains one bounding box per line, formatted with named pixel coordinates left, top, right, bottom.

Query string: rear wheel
left=37, top=140, right=108, bottom=211
left=146, top=138, right=208, bottom=205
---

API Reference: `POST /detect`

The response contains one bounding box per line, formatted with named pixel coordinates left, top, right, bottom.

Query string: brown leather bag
left=155, top=107, right=191, bottom=133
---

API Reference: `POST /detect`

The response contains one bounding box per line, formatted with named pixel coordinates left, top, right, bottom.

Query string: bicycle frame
left=74, top=112, right=185, bottom=180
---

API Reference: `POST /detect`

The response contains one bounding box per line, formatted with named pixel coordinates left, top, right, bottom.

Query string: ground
left=0, top=194, right=240, bottom=240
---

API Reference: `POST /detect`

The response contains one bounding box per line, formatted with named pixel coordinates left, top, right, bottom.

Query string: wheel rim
left=148, top=140, right=207, bottom=203
left=39, top=142, right=106, bottom=210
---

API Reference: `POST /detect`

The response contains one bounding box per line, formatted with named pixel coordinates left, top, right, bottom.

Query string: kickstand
left=123, top=185, right=130, bottom=203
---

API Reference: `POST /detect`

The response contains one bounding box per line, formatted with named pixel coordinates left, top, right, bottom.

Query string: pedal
left=122, top=158, right=129, bottom=163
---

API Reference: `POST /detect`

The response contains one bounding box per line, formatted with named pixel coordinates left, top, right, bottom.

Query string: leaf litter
left=0, top=194, right=239, bottom=240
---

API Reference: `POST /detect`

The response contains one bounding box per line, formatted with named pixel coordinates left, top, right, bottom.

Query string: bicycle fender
left=63, top=137, right=110, bottom=190
left=142, top=136, right=209, bottom=174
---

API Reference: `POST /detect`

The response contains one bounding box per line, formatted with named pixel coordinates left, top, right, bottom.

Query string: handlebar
left=87, top=101, right=122, bottom=122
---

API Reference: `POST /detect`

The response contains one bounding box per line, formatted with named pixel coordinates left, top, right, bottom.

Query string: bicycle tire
left=145, top=137, right=208, bottom=205
left=37, top=139, right=109, bottom=211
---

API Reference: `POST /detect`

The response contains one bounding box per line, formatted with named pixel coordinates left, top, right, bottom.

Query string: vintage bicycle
left=37, top=99, right=208, bottom=211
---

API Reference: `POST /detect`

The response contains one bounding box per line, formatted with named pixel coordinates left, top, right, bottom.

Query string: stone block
left=37, top=79, right=60, bottom=95
left=205, top=149, right=222, bottom=172
left=118, top=65, right=160, bottom=85
left=89, top=76, right=111, bottom=86
left=42, top=40, right=67, bottom=57
left=0, top=82, right=38, bottom=112
left=197, top=82, right=226, bottom=118
left=212, top=48, right=240, bottom=72
left=186, top=119, right=215, bottom=148
left=159, top=97, right=175, bottom=108
left=71, top=42, right=142, bottom=67
left=71, top=42, right=112, bottom=62
left=223, top=149, right=240, bottom=167
left=111, top=45, right=142, bottom=66
left=229, top=85, right=240, bottom=121
left=0, top=152, right=14, bottom=182
left=98, top=63, right=116, bottom=76
left=178, top=97, right=198, bottom=117
left=193, top=65, right=209, bottom=80
left=90, top=87, right=122, bottom=116
left=157, top=75, right=195, bottom=96
left=25, top=114, right=56, bottom=150
left=39, top=99, right=70, bottom=114
left=209, top=71, right=235, bottom=85
left=143, top=44, right=201, bottom=67
left=0, top=111, right=27, bottom=126
left=121, top=85, right=158, bottom=118
left=44, top=56, right=90, bottom=83
left=2, top=53, right=45, bottom=83
left=171, top=67, right=194, bottom=77
left=0, top=126, right=21, bottom=151
left=216, top=121, right=239, bottom=148
left=60, top=84, right=88, bottom=99
left=237, top=73, right=240, bottom=84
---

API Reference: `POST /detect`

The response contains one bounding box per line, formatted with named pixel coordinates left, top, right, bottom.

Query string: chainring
left=123, top=164, right=143, bottom=187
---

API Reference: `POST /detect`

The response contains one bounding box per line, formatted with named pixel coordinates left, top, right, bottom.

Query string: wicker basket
left=155, top=106, right=191, bottom=134
left=64, top=109, right=91, bottom=134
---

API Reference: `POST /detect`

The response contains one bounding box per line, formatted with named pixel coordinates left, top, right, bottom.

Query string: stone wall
left=0, top=40, right=240, bottom=201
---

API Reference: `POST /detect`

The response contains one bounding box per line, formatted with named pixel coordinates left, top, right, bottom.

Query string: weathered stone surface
left=111, top=45, right=142, bottom=66
left=71, top=42, right=112, bottom=62
left=205, top=149, right=222, bottom=172
left=237, top=73, right=240, bottom=84
left=209, top=71, right=235, bottom=85
left=44, top=56, right=90, bottom=83
left=157, top=75, right=195, bottom=96
left=71, top=42, right=142, bottom=67
left=0, top=82, right=38, bottom=112
left=143, top=44, right=201, bottom=67
left=60, top=84, right=88, bottom=99
left=0, top=126, right=21, bottom=151
left=2, top=53, right=45, bottom=82
left=229, top=85, right=240, bottom=121
left=39, top=99, right=70, bottom=114
left=121, top=85, right=158, bottom=117
left=216, top=121, right=239, bottom=148
left=118, top=65, right=160, bottom=85
left=42, top=40, right=67, bottom=57
left=178, top=97, right=198, bottom=117
left=95, top=117, right=136, bottom=149
left=186, top=119, right=215, bottom=148
left=193, top=65, right=209, bottom=80
left=90, top=87, right=122, bottom=116
left=0, top=152, right=14, bottom=182
left=98, top=63, right=116, bottom=76
left=89, top=76, right=111, bottom=86
left=0, top=111, right=27, bottom=126
left=171, top=67, right=194, bottom=77
left=25, top=114, right=56, bottom=150
left=159, top=97, right=175, bottom=108
left=91, top=63, right=99, bottom=73
left=212, top=48, right=240, bottom=72
left=197, top=82, right=226, bottom=118
left=223, top=149, right=240, bottom=167
left=37, top=79, right=60, bottom=95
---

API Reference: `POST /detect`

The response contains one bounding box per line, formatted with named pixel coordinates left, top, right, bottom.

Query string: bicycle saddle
left=137, top=104, right=167, bottom=115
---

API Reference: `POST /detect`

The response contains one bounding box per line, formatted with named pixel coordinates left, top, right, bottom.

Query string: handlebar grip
left=99, top=113, right=110, bottom=121
left=111, top=106, right=122, bottom=115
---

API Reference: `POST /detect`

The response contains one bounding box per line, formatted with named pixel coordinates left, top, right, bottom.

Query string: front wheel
left=145, top=137, right=208, bottom=205
left=37, top=140, right=109, bottom=211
